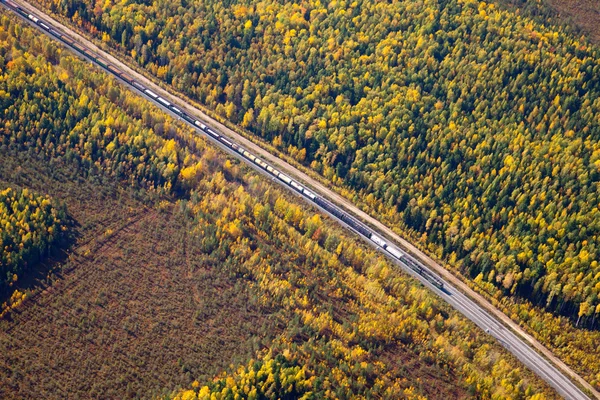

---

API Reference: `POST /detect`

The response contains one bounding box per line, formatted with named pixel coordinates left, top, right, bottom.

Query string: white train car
left=303, top=189, right=316, bottom=200
left=244, top=152, right=256, bottom=162
left=386, top=246, right=403, bottom=259
left=220, top=137, right=233, bottom=146
left=144, top=89, right=158, bottom=99
left=278, top=173, right=292, bottom=184
left=157, top=97, right=170, bottom=107
left=371, top=234, right=387, bottom=248
left=290, top=181, right=304, bottom=192
left=257, top=160, right=270, bottom=170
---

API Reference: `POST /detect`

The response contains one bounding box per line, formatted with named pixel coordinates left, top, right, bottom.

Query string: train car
left=426, top=273, right=444, bottom=289
left=207, top=128, right=219, bottom=137
left=431, top=279, right=444, bottom=289
left=278, top=173, right=292, bottom=185
left=205, top=127, right=219, bottom=139
left=254, top=158, right=267, bottom=169
left=330, top=206, right=344, bottom=219
left=49, top=28, right=62, bottom=38
left=194, top=121, right=207, bottom=130
left=132, top=81, right=146, bottom=91
left=314, top=197, right=333, bottom=212
left=170, top=106, right=182, bottom=115
left=12, top=4, right=29, bottom=18
left=315, top=197, right=344, bottom=219
left=39, top=22, right=50, bottom=30
left=404, top=258, right=423, bottom=274
left=314, top=196, right=325, bottom=207
left=72, top=42, right=87, bottom=54
left=386, top=246, right=403, bottom=260
left=181, top=113, right=195, bottom=124
left=371, top=234, right=387, bottom=248
left=233, top=144, right=247, bottom=155
left=27, top=14, right=38, bottom=23
left=266, top=165, right=275, bottom=174
left=144, top=89, right=158, bottom=99
left=61, top=36, right=74, bottom=46
left=243, top=151, right=256, bottom=162
left=107, top=64, right=122, bottom=75
left=290, top=181, right=304, bottom=192
left=157, top=97, right=170, bottom=107
left=96, top=57, right=108, bottom=68
left=340, top=214, right=354, bottom=227
left=194, top=120, right=210, bottom=131
left=303, top=189, right=316, bottom=200
left=119, top=72, right=134, bottom=84
left=81, top=45, right=91, bottom=55
left=16, top=8, right=29, bottom=18
left=219, top=136, right=233, bottom=146
left=355, top=224, right=372, bottom=238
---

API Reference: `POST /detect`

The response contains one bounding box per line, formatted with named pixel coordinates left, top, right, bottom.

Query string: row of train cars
left=3, top=0, right=444, bottom=289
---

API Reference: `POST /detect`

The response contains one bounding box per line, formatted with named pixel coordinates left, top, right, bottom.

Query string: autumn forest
left=1, top=0, right=600, bottom=397
left=35, top=0, right=600, bottom=325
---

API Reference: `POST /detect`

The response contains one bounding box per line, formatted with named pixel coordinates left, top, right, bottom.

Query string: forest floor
left=0, top=151, right=280, bottom=399
left=0, top=150, right=472, bottom=399
left=545, top=0, right=600, bottom=43
left=498, top=0, right=600, bottom=43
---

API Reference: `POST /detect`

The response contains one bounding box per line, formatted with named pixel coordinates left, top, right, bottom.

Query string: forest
left=173, top=354, right=311, bottom=400
left=0, top=11, right=562, bottom=398
left=31, top=0, right=600, bottom=330
left=0, top=22, right=187, bottom=194
left=0, top=187, right=65, bottom=296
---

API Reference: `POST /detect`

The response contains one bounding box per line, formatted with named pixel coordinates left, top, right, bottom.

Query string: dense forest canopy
left=34, top=0, right=600, bottom=326
left=0, top=12, right=210, bottom=194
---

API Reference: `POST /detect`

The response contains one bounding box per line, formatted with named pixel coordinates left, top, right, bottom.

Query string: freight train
left=1, top=0, right=444, bottom=290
